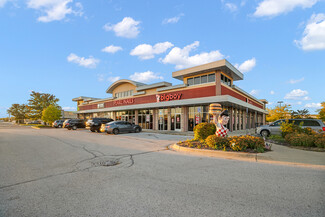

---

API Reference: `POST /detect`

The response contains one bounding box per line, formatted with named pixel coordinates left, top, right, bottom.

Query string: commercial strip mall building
left=73, top=59, right=268, bottom=132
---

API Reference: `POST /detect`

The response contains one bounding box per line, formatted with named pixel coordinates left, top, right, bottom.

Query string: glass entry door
left=175, top=113, right=181, bottom=131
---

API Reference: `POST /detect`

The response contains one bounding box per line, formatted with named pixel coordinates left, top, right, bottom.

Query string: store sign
left=156, top=93, right=182, bottom=102
left=113, top=98, right=134, bottom=106
left=146, top=115, right=150, bottom=122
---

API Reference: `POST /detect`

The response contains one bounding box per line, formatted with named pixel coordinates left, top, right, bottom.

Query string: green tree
left=27, top=91, right=60, bottom=120
left=42, top=105, right=62, bottom=125
left=7, top=104, right=28, bottom=123
left=317, top=102, right=325, bottom=121
left=266, top=104, right=291, bottom=122
left=290, top=109, right=310, bottom=119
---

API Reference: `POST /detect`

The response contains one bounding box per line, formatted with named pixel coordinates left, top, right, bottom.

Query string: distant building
left=61, top=110, right=77, bottom=119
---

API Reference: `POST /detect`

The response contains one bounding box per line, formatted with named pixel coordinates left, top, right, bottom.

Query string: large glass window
left=188, top=105, right=214, bottom=131
left=158, top=109, right=168, bottom=130
left=221, top=73, right=232, bottom=86
left=138, top=109, right=153, bottom=129
left=187, top=73, right=215, bottom=86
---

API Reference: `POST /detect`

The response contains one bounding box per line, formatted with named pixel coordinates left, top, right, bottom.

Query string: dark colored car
left=86, top=118, right=114, bottom=133
left=63, top=119, right=86, bottom=130
left=52, top=120, right=64, bottom=128
left=105, top=121, right=142, bottom=135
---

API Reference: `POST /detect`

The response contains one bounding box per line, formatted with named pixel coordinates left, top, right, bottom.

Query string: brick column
left=154, top=109, right=158, bottom=130
left=229, top=107, right=233, bottom=132
left=243, top=110, right=246, bottom=130
left=263, top=113, right=266, bottom=125
left=253, top=112, right=257, bottom=128
left=183, top=106, right=188, bottom=132
left=215, top=71, right=221, bottom=95
left=112, top=111, right=116, bottom=121
left=167, top=108, right=171, bottom=131
left=181, top=106, right=186, bottom=132
left=135, top=110, right=139, bottom=125
left=234, top=108, right=237, bottom=131
left=238, top=109, right=243, bottom=130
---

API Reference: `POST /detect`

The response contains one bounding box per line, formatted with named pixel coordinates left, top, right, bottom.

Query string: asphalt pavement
left=0, top=122, right=324, bottom=217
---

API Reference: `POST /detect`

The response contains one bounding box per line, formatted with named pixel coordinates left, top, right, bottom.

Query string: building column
left=215, top=71, right=221, bottom=95
left=112, top=111, right=116, bottom=121
left=167, top=108, right=171, bottom=131
left=183, top=106, right=188, bottom=132
left=243, top=110, right=246, bottom=130
left=263, top=113, right=266, bottom=125
left=238, top=109, right=243, bottom=130
left=253, top=112, right=257, bottom=128
left=249, top=112, right=252, bottom=129
left=154, top=109, right=158, bottom=130
left=181, top=106, right=186, bottom=132
left=234, top=108, right=238, bottom=131
left=135, top=110, right=139, bottom=125
left=229, top=107, right=233, bottom=132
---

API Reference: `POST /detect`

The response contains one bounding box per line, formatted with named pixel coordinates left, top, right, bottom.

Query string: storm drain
left=96, top=160, right=119, bottom=167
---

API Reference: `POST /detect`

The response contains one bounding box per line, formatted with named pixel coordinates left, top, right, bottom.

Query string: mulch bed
left=178, top=141, right=270, bottom=153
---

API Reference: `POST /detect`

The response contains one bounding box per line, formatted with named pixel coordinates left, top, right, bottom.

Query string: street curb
left=168, top=144, right=325, bottom=170
left=31, top=126, right=40, bottom=130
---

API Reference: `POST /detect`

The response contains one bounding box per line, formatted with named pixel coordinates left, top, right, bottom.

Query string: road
left=0, top=122, right=324, bottom=217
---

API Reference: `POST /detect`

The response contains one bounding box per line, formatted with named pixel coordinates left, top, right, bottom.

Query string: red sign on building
left=156, top=93, right=182, bottom=102
left=113, top=98, right=134, bottom=106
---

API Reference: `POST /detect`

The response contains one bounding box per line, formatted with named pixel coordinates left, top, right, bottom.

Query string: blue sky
left=1, top=0, right=324, bottom=118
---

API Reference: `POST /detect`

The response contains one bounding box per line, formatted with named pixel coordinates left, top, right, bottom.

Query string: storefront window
left=158, top=109, right=168, bottom=130
left=171, top=107, right=182, bottom=131
left=138, top=109, right=153, bottom=129
left=187, top=73, right=215, bottom=86
left=188, top=105, right=213, bottom=131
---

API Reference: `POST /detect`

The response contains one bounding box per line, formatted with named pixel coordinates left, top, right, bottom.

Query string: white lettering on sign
left=156, top=93, right=182, bottom=102
left=113, top=98, right=134, bottom=106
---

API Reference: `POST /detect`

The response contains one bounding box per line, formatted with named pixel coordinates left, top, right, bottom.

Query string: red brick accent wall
left=79, top=85, right=216, bottom=111
left=221, top=86, right=263, bottom=109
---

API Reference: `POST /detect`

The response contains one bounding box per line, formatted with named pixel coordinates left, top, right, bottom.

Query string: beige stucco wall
left=112, top=83, right=136, bottom=96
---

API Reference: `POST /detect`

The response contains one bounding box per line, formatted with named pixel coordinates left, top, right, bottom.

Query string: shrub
left=284, top=133, right=315, bottom=147
left=280, top=120, right=303, bottom=138
left=302, top=127, right=316, bottom=135
left=205, top=134, right=229, bottom=150
left=314, top=133, right=325, bottom=148
left=194, top=122, right=216, bottom=142
left=229, top=135, right=265, bottom=152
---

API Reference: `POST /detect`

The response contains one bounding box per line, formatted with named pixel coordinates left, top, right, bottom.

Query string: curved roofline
left=106, top=79, right=145, bottom=93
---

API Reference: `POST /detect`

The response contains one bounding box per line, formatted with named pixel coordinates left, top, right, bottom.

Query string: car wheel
left=261, top=130, right=270, bottom=137
left=135, top=127, right=140, bottom=133
left=90, top=129, right=95, bottom=132
left=59, top=125, right=62, bottom=128
left=113, top=128, right=119, bottom=135
left=72, top=126, right=77, bottom=130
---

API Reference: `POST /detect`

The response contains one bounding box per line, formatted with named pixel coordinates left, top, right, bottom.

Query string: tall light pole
left=277, top=101, right=283, bottom=108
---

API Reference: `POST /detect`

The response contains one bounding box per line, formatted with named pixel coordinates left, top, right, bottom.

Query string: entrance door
left=121, top=115, right=128, bottom=122
left=175, top=113, right=181, bottom=131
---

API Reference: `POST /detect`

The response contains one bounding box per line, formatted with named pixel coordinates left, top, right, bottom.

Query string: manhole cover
left=98, top=160, right=119, bottom=167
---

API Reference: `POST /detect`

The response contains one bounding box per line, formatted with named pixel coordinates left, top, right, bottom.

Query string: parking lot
left=0, top=122, right=324, bottom=217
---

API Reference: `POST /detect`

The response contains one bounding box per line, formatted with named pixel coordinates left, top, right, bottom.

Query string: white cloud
left=253, top=0, right=319, bottom=17
left=103, top=17, right=140, bottom=38
left=294, top=13, right=325, bottom=51
left=129, top=71, right=163, bottom=83
left=288, top=77, right=304, bottom=84
left=249, top=89, right=259, bottom=96
left=130, top=42, right=174, bottom=60
left=161, top=41, right=225, bottom=69
left=162, top=13, right=184, bottom=24
left=101, top=45, right=123, bottom=53
left=27, top=0, right=83, bottom=22
left=0, top=0, right=9, bottom=8
left=97, top=74, right=105, bottom=82
left=67, top=53, right=99, bottom=68
left=284, top=89, right=311, bottom=100
left=108, top=76, right=120, bottom=83
left=234, top=58, right=256, bottom=73
left=270, top=90, right=275, bottom=95
left=62, top=106, right=76, bottom=111
left=225, top=3, right=238, bottom=12
left=305, top=102, right=322, bottom=108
